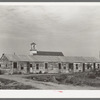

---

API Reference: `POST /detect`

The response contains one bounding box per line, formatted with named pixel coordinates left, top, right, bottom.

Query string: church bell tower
left=30, top=42, right=37, bottom=55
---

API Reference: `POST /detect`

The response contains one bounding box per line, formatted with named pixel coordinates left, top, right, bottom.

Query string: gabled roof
left=1, top=54, right=33, bottom=62
left=1, top=54, right=65, bottom=62
left=29, top=55, right=66, bottom=62
left=34, top=51, right=64, bottom=56
left=1, top=54, right=100, bottom=63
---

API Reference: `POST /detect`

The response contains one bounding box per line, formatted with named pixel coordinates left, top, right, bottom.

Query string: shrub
left=39, top=71, right=42, bottom=74
left=87, top=72, right=96, bottom=79
left=0, top=70, right=5, bottom=75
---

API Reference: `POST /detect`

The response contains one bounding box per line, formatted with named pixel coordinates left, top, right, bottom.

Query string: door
left=13, top=62, right=17, bottom=68
left=93, top=63, right=96, bottom=71
left=13, top=62, right=17, bottom=74
left=83, top=63, right=85, bottom=72
left=27, top=62, right=30, bottom=73
left=69, top=63, right=74, bottom=72
left=30, top=64, right=33, bottom=73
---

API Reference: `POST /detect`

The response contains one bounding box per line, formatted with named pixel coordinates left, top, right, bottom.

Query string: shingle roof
left=64, top=56, right=100, bottom=63
left=34, top=51, right=64, bottom=56
left=2, top=54, right=65, bottom=62
left=29, top=55, right=66, bottom=62
left=2, top=54, right=33, bottom=62
left=1, top=54, right=100, bottom=63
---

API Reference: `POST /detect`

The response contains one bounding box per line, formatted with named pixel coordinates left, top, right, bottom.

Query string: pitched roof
left=65, top=56, right=100, bottom=63
left=1, top=54, right=33, bottom=62
left=34, top=51, right=64, bottom=56
left=29, top=55, right=66, bottom=62
left=1, top=54, right=100, bottom=63
left=2, top=54, right=65, bottom=62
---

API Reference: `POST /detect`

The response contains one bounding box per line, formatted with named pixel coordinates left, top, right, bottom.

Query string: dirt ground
left=0, top=74, right=100, bottom=90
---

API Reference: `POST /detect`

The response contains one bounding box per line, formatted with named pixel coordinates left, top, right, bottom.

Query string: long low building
left=0, top=54, right=100, bottom=74
left=0, top=42, right=100, bottom=74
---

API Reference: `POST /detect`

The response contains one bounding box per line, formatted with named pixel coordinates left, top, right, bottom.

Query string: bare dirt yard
left=0, top=72, right=100, bottom=90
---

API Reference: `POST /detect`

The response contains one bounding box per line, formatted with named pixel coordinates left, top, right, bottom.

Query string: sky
left=0, top=3, right=100, bottom=58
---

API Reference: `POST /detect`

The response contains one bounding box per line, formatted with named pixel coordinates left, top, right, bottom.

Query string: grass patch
left=26, top=71, right=100, bottom=87
left=0, top=78, right=38, bottom=89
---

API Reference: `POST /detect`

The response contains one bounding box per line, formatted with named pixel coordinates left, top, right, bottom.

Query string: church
left=0, top=42, right=100, bottom=74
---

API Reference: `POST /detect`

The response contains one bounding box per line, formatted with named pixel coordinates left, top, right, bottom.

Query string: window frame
left=30, top=64, right=32, bottom=68
left=58, top=63, right=61, bottom=69
left=45, top=63, right=48, bottom=69
left=75, top=64, right=79, bottom=70
left=87, top=64, right=91, bottom=69
left=13, top=62, right=17, bottom=68
left=36, top=63, right=39, bottom=70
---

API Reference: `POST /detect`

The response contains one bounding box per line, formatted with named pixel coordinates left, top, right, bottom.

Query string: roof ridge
left=37, top=51, right=63, bottom=52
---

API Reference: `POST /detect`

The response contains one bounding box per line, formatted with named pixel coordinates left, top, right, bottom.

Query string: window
left=69, top=63, right=73, bottom=70
left=30, top=64, right=32, bottom=67
left=64, top=66, right=66, bottom=69
left=76, top=64, right=78, bottom=70
left=36, top=64, right=39, bottom=70
left=98, top=64, right=100, bottom=67
left=13, top=62, right=17, bottom=68
left=0, top=64, right=1, bottom=67
left=87, top=64, right=91, bottom=69
left=87, top=66, right=90, bottom=69
left=21, top=67, right=23, bottom=70
left=76, top=66, right=78, bottom=70
left=45, top=63, right=48, bottom=69
left=97, top=64, right=100, bottom=69
left=58, top=63, right=61, bottom=69
left=76, top=64, right=78, bottom=67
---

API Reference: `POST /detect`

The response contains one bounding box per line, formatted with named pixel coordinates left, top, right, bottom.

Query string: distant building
left=0, top=42, right=100, bottom=74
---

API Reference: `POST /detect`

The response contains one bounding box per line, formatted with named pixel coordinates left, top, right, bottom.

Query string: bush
left=55, top=74, right=67, bottom=82
left=87, top=72, right=96, bottom=79
left=39, top=71, right=42, bottom=74
left=25, top=72, right=100, bottom=87
left=0, top=70, right=5, bottom=75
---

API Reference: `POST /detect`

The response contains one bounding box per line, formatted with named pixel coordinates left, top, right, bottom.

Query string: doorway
left=83, top=63, right=85, bottom=72
left=13, top=62, right=17, bottom=68
left=93, top=63, right=96, bottom=71
left=30, top=64, right=33, bottom=73
left=27, top=62, right=30, bottom=73
left=69, top=63, right=74, bottom=72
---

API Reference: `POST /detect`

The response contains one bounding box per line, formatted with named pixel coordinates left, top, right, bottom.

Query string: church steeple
left=30, top=42, right=37, bottom=55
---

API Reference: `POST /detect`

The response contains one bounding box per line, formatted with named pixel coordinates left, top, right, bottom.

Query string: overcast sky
left=0, top=4, right=100, bottom=58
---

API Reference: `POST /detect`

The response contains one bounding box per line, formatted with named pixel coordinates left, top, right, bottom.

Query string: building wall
left=30, top=62, right=69, bottom=74
left=0, top=61, right=13, bottom=74
left=1, top=61, right=29, bottom=74
left=15, top=62, right=100, bottom=74
left=17, top=62, right=28, bottom=74
left=32, top=62, right=44, bottom=73
left=47, top=62, right=59, bottom=73
left=83, top=63, right=94, bottom=72
left=31, top=62, right=60, bottom=74
left=95, top=63, right=100, bottom=70
left=1, top=59, right=100, bottom=74
left=73, top=63, right=83, bottom=72
left=60, top=63, right=69, bottom=73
